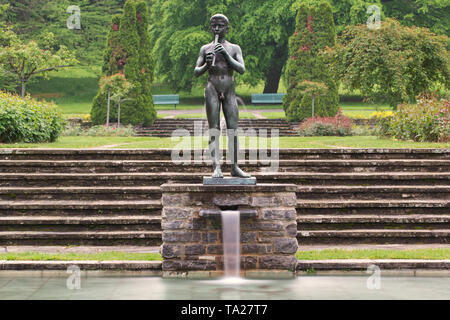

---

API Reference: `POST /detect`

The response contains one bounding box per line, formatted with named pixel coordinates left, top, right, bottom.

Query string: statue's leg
left=205, top=83, right=223, bottom=178
left=222, top=88, right=251, bottom=178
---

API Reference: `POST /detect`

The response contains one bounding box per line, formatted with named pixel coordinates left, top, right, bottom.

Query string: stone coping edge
left=1, top=260, right=449, bottom=271
left=161, top=183, right=298, bottom=193
left=0, top=260, right=162, bottom=271
left=0, top=148, right=448, bottom=154
left=296, top=259, right=450, bottom=270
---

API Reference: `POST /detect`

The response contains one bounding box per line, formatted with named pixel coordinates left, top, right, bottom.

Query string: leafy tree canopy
left=324, top=18, right=449, bottom=107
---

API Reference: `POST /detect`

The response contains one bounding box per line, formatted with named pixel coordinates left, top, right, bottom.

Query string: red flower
left=112, top=24, right=119, bottom=31
left=291, top=56, right=297, bottom=61
left=301, top=44, right=310, bottom=52
left=141, top=68, right=146, bottom=74
left=307, top=16, right=314, bottom=34
left=294, top=30, right=299, bottom=36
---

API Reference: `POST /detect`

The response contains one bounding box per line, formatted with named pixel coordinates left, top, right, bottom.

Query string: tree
left=325, top=18, right=449, bottom=107
left=0, top=28, right=77, bottom=97
left=284, top=0, right=339, bottom=123
left=100, top=73, right=132, bottom=127
left=90, top=14, right=123, bottom=125
left=382, top=0, right=450, bottom=37
left=297, top=80, right=329, bottom=117
left=90, top=0, right=156, bottom=126
left=149, top=0, right=384, bottom=93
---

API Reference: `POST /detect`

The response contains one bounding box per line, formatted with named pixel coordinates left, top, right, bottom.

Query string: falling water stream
left=221, top=211, right=241, bottom=279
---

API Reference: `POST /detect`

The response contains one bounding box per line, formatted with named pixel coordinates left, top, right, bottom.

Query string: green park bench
left=251, top=93, right=286, bottom=106
left=153, top=94, right=180, bottom=110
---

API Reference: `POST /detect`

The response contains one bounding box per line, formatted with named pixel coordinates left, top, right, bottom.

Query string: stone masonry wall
left=161, top=184, right=298, bottom=273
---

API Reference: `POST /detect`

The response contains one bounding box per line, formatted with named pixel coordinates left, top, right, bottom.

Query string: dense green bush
left=0, top=91, right=65, bottom=143
left=373, top=94, right=449, bottom=142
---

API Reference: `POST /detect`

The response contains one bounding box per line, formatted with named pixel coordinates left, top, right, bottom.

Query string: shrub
left=297, top=110, right=353, bottom=136
left=371, top=111, right=394, bottom=138
left=374, top=93, right=449, bottom=142
left=0, top=92, right=65, bottom=143
left=352, top=125, right=373, bottom=136
left=63, top=124, right=136, bottom=137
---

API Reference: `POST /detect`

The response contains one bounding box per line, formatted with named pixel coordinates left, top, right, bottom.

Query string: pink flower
left=307, top=16, right=314, bottom=34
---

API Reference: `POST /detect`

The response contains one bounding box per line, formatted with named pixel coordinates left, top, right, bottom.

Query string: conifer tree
left=91, top=14, right=123, bottom=124
left=284, top=0, right=339, bottom=123
left=90, top=0, right=156, bottom=126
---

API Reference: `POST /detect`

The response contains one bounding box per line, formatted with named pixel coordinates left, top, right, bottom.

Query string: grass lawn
left=260, top=111, right=286, bottom=119
left=296, top=248, right=450, bottom=260
left=0, top=252, right=162, bottom=261
left=1, top=136, right=448, bottom=149
left=1, top=248, right=448, bottom=261
left=173, top=112, right=257, bottom=119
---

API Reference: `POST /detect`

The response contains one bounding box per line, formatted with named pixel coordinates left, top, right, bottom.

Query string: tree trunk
left=263, top=46, right=286, bottom=94
left=312, top=95, right=315, bottom=117
left=21, top=80, right=26, bottom=98
left=21, top=68, right=26, bottom=98
left=106, top=88, right=111, bottom=126
left=117, top=97, right=121, bottom=127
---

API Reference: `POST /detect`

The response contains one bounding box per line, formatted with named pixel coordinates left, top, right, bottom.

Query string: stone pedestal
left=161, top=184, right=298, bottom=274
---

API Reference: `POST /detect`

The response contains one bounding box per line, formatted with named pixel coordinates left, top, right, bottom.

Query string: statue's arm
left=194, top=46, right=208, bottom=77
left=223, top=44, right=245, bottom=75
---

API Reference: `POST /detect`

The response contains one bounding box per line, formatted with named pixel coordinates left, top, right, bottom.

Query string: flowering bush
left=0, top=91, right=65, bottom=143
left=371, top=111, right=394, bottom=138
left=374, top=93, right=449, bottom=142
left=63, top=124, right=136, bottom=137
left=297, top=109, right=353, bottom=136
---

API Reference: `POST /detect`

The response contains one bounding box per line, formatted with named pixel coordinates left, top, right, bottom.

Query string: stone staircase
left=0, top=149, right=448, bottom=246
left=135, top=119, right=298, bottom=137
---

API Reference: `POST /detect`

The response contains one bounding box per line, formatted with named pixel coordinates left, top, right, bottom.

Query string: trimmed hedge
left=0, top=92, right=65, bottom=143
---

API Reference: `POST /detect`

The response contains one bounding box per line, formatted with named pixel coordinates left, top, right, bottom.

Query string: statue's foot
left=231, top=166, right=251, bottom=178
left=212, top=166, right=224, bottom=178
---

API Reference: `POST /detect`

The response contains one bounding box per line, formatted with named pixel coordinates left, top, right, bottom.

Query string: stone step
left=1, top=149, right=447, bottom=160
left=0, top=216, right=161, bottom=232
left=0, top=231, right=162, bottom=246
left=0, top=187, right=162, bottom=201
left=0, top=159, right=447, bottom=173
left=0, top=185, right=446, bottom=202
left=296, top=229, right=450, bottom=244
left=296, top=199, right=449, bottom=209
left=296, top=185, right=449, bottom=200
left=296, top=199, right=450, bottom=215
left=297, top=214, right=450, bottom=230
left=1, top=172, right=447, bottom=187
left=0, top=200, right=162, bottom=216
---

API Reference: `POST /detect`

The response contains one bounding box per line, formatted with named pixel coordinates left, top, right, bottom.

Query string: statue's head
left=210, top=14, right=229, bottom=37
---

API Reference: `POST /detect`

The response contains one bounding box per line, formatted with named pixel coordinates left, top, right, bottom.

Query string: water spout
left=221, top=211, right=240, bottom=278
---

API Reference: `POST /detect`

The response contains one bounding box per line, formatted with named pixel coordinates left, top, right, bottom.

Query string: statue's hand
left=214, top=43, right=226, bottom=54
left=205, top=52, right=214, bottom=67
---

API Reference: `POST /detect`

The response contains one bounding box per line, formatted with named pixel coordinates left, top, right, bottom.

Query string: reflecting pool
left=0, top=274, right=449, bottom=300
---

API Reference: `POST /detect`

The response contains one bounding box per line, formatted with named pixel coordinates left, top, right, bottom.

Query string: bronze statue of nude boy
left=194, top=14, right=251, bottom=179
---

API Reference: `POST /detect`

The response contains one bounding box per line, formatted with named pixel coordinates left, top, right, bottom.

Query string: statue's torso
left=206, top=41, right=236, bottom=92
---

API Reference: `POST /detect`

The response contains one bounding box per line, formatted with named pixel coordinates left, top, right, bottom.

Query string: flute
left=211, top=34, right=219, bottom=67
